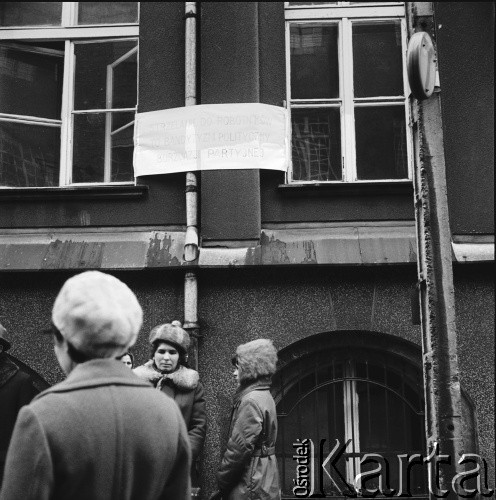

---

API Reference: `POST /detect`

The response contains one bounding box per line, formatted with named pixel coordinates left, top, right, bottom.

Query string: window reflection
left=290, top=24, right=339, bottom=99
left=78, top=2, right=138, bottom=25
left=353, top=21, right=404, bottom=97
left=291, top=107, right=342, bottom=181
left=0, top=2, right=62, bottom=27
left=0, top=121, right=60, bottom=187
left=355, top=106, right=408, bottom=180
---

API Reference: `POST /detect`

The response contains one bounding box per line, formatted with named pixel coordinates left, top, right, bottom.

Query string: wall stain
left=260, top=232, right=290, bottom=264
left=42, top=240, right=104, bottom=269
left=146, top=234, right=181, bottom=267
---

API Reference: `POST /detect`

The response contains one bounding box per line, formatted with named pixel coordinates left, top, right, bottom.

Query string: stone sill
left=278, top=181, right=413, bottom=196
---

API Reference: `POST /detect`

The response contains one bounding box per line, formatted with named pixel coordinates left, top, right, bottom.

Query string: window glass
left=74, top=40, right=137, bottom=111
left=355, top=106, right=408, bottom=180
left=291, top=107, right=342, bottom=181
left=0, top=2, right=62, bottom=27
left=0, top=121, right=60, bottom=187
left=111, top=48, right=138, bottom=109
left=72, top=113, right=106, bottom=183
left=352, top=21, right=404, bottom=97
left=290, top=24, right=339, bottom=99
left=110, top=113, right=135, bottom=182
left=77, top=2, right=138, bottom=25
left=0, top=44, right=63, bottom=120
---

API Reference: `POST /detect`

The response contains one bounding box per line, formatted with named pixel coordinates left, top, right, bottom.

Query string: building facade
left=0, top=2, right=493, bottom=498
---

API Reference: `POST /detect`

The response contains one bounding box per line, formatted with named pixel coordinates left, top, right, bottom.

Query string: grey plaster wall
left=196, top=266, right=422, bottom=496
left=1, top=265, right=493, bottom=495
left=0, top=270, right=185, bottom=385
left=454, top=264, right=495, bottom=483
left=435, top=2, right=495, bottom=235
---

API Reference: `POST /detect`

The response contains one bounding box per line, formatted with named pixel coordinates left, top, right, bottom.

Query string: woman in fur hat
left=133, top=321, right=206, bottom=481
left=210, top=339, right=281, bottom=500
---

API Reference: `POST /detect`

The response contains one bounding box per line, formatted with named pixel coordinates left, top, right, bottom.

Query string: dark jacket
left=0, top=359, right=191, bottom=500
left=134, top=361, right=207, bottom=460
left=217, top=379, right=281, bottom=500
left=0, top=354, right=38, bottom=485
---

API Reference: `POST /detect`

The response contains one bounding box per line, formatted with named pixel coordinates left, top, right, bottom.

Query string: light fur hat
left=235, top=338, right=278, bottom=383
left=52, top=271, right=143, bottom=358
left=149, top=320, right=190, bottom=353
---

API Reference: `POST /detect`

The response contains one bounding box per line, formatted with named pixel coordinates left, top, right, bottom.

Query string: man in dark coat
left=0, top=324, right=38, bottom=488
left=0, top=271, right=192, bottom=500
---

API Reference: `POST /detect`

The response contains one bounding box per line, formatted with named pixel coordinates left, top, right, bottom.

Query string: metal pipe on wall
left=183, top=1, right=200, bottom=371
left=407, top=3, right=464, bottom=497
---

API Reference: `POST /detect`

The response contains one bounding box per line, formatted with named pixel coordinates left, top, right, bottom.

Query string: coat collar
left=133, top=360, right=199, bottom=391
left=0, top=353, right=19, bottom=389
left=34, top=358, right=150, bottom=400
left=233, top=377, right=271, bottom=405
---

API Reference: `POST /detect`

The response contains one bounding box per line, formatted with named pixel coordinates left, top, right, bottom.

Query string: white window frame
left=0, top=2, right=139, bottom=187
left=285, top=2, right=413, bottom=184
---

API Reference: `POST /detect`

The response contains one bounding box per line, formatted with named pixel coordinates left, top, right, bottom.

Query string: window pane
left=77, top=2, right=138, bottom=25
left=72, top=112, right=134, bottom=183
left=111, top=48, right=138, bottom=109
left=111, top=113, right=134, bottom=182
left=73, top=113, right=106, bottom=183
left=0, top=2, right=62, bottom=27
left=74, top=40, right=138, bottom=111
left=353, top=21, right=404, bottom=97
left=290, top=24, right=339, bottom=99
left=0, top=44, right=63, bottom=120
left=355, top=106, right=408, bottom=180
left=0, top=121, right=60, bottom=187
left=292, top=107, right=342, bottom=181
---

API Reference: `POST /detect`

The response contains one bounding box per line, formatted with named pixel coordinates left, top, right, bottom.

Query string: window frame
left=0, top=2, right=139, bottom=188
left=285, top=2, right=413, bottom=185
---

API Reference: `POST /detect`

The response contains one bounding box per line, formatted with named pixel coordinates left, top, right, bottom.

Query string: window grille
left=272, top=347, right=428, bottom=498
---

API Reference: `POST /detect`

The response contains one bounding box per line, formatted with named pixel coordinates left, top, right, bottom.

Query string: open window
left=0, top=2, right=139, bottom=187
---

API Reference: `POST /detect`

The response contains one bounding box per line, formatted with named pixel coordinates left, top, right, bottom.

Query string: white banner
left=133, top=103, right=287, bottom=176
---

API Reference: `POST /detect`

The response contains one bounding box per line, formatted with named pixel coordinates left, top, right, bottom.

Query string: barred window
left=273, top=347, right=428, bottom=498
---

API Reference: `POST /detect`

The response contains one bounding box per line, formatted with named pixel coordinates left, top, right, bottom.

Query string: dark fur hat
left=234, top=339, right=278, bottom=383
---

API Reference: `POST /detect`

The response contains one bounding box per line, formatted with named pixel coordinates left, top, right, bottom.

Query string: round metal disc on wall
left=407, top=31, right=437, bottom=100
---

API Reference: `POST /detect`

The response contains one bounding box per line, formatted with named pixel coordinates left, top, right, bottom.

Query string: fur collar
left=0, top=354, right=19, bottom=389
left=133, top=360, right=199, bottom=391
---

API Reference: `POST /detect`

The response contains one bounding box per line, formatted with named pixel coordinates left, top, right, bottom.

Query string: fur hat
left=52, top=271, right=143, bottom=359
left=149, top=321, right=190, bottom=353
left=234, top=339, right=278, bottom=383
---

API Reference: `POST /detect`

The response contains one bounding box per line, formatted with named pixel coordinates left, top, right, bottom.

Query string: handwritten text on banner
left=133, top=103, right=287, bottom=176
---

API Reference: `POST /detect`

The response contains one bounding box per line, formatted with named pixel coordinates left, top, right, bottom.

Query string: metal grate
left=272, top=348, right=427, bottom=498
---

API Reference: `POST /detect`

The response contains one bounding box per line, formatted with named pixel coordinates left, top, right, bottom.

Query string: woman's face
left=120, top=354, right=133, bottom=368
left=154, top=341, right=180, bottom=373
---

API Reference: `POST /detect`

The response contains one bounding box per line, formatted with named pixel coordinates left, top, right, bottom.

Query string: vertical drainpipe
left=407, top=3, right=464, bottom=497
left=184, top=1, right=200, bottom=370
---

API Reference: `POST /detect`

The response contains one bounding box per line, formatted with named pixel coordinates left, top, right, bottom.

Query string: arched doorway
left=272, top=332, right=428, bottom=498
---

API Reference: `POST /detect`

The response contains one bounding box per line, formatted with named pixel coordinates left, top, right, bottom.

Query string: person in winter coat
left=0, top=271, right=191, bottom=500
left=134, top=321, right=207, bottom=484
left=210, top=339, right=281, bottom=500
left=0, top=325, right=39, bottom=488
